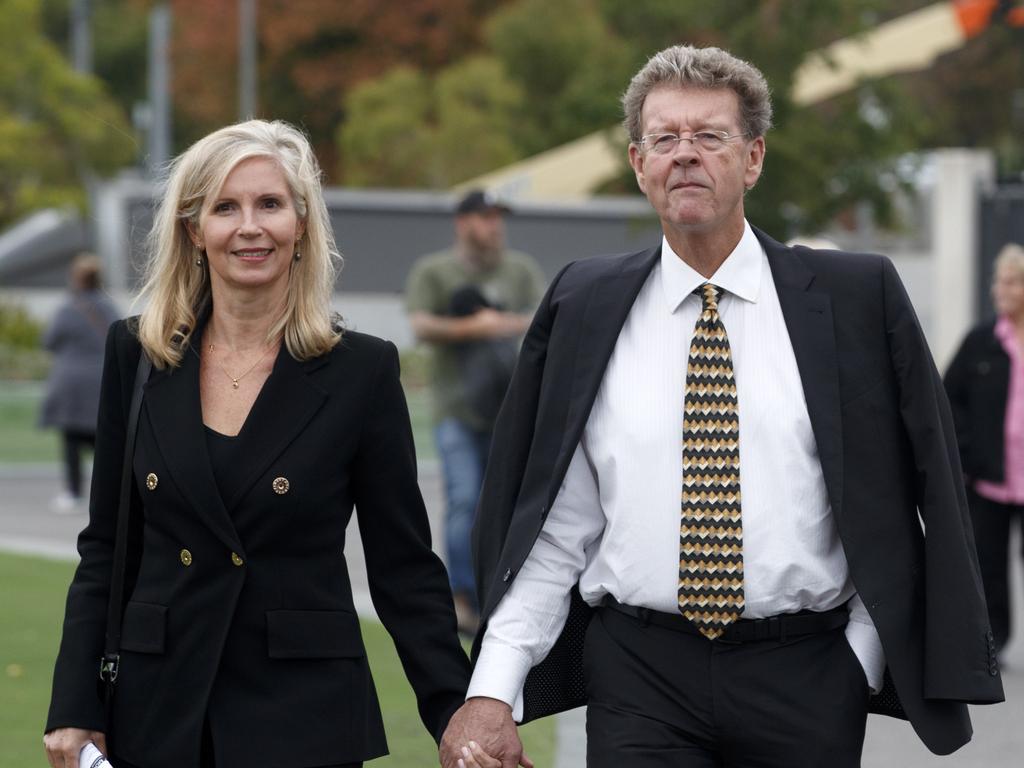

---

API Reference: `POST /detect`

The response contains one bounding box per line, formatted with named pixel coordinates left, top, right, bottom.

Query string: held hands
left=43, top=727, right=107, bottom=768
left=439, top=697, right=533, bottom=768
left=458, top=740, right=504, bottom=768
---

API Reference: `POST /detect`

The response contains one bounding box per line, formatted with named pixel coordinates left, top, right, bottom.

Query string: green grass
left=0, top=381, right=435, bottom=465
left=0, top=552, right=553, bottom=768
left=0, top=382, right=59, bottom=464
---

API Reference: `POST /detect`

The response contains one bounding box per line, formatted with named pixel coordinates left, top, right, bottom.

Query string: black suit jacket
left=943, top=321, right=1010, bottom=482
left=471, top=228, right=1004, bottom=756
left=47, top=320, right=470, bottom=768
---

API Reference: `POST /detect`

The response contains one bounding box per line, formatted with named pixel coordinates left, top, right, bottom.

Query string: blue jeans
left=435, top=418, right=492, bottom=601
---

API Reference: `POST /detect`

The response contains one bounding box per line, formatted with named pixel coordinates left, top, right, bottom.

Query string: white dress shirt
left=468, top=222, right=885, bottom=718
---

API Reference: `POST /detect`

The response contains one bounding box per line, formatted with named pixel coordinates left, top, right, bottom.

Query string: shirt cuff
left=844, top=610, right=886, bottom=694
left=465, top=638, right=533, bottom=722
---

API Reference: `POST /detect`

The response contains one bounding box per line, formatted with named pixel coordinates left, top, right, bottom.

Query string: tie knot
left=696, top=283, right=722, bottom=313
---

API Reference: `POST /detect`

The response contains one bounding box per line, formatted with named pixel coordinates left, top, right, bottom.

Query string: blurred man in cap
left=406, top=189, right=546, bottom=635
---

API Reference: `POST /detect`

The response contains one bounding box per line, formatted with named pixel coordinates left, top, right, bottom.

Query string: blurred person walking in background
left=945, top=242, right=1024, bottom=658
left=39, top=252, right=120, bottom=514
left=44, top=119, right=470, bottom=768
left=405, top=189, right=545, bottom=636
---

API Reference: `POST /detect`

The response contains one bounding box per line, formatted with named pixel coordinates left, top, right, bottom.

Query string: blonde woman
left=945, top=242, right=1024, bottom=659
left=44, top=120, right=471, bottom=768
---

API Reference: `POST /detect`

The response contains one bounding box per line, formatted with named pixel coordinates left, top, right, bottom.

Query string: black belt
left=600, top=596, right=849, bottom=643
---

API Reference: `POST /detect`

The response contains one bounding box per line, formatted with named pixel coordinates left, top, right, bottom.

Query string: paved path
left=2, top=463, right=1022, bottom=766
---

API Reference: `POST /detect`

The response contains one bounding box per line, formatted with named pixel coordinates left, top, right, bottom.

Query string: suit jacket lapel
left=143, top=344, right=243, bottom=552
left=223, top=347, right=328, bottom=511
left=550, top=246, right=661, bottom=505
left=142, top=335, right=329, bottom=549
left=757, top=229, right=845, bottom=522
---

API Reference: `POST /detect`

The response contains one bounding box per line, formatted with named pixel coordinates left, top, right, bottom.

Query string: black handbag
left=98, top=350, right=152, bottom=717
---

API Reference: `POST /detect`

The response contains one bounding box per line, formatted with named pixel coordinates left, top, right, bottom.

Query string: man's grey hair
left=622, top=45, right=773, bottom=144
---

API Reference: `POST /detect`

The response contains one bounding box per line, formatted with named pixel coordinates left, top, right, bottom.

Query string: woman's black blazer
left=46, top=319, right=470, bottom=768
left=943, top=321, right=1011, bottom=483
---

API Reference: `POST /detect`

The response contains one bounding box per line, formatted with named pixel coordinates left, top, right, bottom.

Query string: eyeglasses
left=638, top=130, right=749, bottom=155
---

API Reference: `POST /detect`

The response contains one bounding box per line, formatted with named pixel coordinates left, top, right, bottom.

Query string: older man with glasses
left=440, top=43, right=1003, bottom=768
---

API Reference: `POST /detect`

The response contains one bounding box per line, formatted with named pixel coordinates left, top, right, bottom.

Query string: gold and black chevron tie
left=679, top=283, right=744, bottom=640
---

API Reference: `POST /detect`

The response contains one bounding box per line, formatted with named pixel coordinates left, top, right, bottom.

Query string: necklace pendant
left=232, top=379, right=240, bottom=389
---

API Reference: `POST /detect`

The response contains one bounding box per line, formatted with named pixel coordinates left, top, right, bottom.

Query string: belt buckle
left=716, top=622, right=743, bottom=645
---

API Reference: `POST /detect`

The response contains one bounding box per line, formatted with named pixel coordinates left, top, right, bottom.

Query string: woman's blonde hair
left=994, top=242, right=1024, bottom=280
left=136, top=119, right=342, bottom=368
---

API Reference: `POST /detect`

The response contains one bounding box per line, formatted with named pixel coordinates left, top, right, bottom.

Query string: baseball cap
left=455, top=189, right=510, bottom=215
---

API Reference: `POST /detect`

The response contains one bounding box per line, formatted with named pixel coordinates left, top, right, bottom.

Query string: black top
left=943, top=321, right=1010, bottom=483
left=204, top=425, right=241, bottom=508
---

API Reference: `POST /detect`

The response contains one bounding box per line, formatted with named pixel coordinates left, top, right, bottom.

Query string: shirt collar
left=660, top=220, right=763, bottom=313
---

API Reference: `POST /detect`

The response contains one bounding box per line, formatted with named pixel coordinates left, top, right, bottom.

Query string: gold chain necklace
left=207, top=341, right=275, bottom=389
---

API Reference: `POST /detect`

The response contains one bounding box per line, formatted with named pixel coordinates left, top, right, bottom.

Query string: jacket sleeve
left=882, top=259, right=1003, bottom=703
left=471, top=262, right=572, bottom=633
left=351, top=340, right=470, bottom=743
left=46, top=321, right=141, bottom=732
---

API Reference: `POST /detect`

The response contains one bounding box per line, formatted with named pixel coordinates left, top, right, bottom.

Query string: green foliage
left=486, top=0, right=633, bottom=154
left=0, top=302, right=42, bottom=349
left=0, top=0, right=137, bottom=229
left=340, top=57, right=524, bottom=188
left=433, top=57, right=524, bottom=182
left=0, top=302, right=49, bottom=381
left=339, top=67, right=435, bottom=187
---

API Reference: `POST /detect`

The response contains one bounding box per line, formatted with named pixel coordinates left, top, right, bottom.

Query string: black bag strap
left=100, top=349, right=152, bottom=685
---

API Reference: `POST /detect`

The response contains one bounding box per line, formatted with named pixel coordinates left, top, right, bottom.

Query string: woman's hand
left=43, top=727, right=107, bottom=768
left=459, top=740, right=504, bottom=768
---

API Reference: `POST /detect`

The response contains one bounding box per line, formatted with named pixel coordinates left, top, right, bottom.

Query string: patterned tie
left=679, top=283, right=744, bottom=639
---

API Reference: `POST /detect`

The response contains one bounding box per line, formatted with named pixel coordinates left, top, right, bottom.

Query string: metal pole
left=70, top=0, right=93, bottom=73
left=148, top=4, right=172, bottom=175
left=239, top=0, right=258, bottom=120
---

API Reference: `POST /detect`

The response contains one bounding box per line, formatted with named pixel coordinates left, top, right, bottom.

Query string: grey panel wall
left=112, top=188, right=663, bottom=294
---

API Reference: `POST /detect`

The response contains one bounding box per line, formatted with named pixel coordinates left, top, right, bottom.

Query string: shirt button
left=231, top=552, right=244, bottom=567
left=146, top=473, right=158, bottom=491
left=180, top=549, right=192, bottom=567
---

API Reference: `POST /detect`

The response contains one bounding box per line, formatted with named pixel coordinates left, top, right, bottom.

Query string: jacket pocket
left=266, top=609, right=365, bottom=659
left=120, top=601, right=167, bottom=654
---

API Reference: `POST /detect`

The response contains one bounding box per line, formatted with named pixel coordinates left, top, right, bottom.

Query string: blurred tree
left=0, top=0, right=136, bottom=229
left=485, top=0, right=633, bottom=155
left=907, top=21, right=1024, bottom=181
left=338, top=67, right=434, bottom=187
left=39, top=0, right=150, bottom=118
left=433, top=57, right=524, bottom=184
left=339, top=56, right=522, bottom=188
left=173, top=0, right=510, bottom=175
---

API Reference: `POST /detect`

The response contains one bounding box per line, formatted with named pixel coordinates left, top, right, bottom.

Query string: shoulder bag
left=98, top=350, right=152, bottom=717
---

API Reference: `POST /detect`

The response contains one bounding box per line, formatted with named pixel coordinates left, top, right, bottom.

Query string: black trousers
left=61, top=429, right=95, bottom=497
left=584, top=607, right=869, bottom=768
left=968, top=487, right=1024, bottom=652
